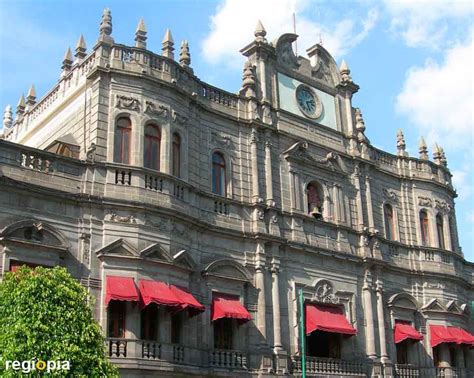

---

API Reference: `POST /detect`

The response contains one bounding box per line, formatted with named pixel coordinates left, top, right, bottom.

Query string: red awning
left=305, top=303, right=356, bottom=336
left=139, top=280, right=182, bottom=308
left=447, top=327, right=474, bottom=346
left=211, top=294, right=252, bottom=322
left=394, top=321, right=423, bottom=344
left=105, top=276, right=139, bottom=306
left=169, top=285, right=205, bottom=316
left=430, top=325, right=457, bottom=347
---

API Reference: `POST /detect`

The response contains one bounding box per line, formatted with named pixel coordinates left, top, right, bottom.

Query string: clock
left=295, top=84, right=323, bottom=119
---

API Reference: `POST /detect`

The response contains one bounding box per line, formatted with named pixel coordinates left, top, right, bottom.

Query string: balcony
left=209, top=349, right=247, bottom=370
left=291, top=356, right=365, bottom=377
left=394, top=365, right=472, bottom=378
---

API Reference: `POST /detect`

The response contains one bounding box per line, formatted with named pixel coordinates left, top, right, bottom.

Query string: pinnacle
left=17, top=94, right=26, bottom=108
left=419, top=136, right=427, bottom=147
left=27, top=85, right=36, bottom=98
left=76, top=34, right=86, bottom=50
left=64, top=46, right=73, bottom=61
left=340, top=59, right=349, bottom=72
left=255, top=20, right=266, bottom=36
left=136, top=18, right=147, bottom=33
left=162, top=28, right=174, bottom=44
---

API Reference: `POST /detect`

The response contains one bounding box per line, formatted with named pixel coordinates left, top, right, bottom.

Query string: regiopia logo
left=5, top=358, right=71, bottom=373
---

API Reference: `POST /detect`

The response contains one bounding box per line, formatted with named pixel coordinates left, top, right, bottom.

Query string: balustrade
left=395, top=364, right=420, bottom=377
left=172, top=344, right=185, bottom=363
left=209, top=349, right=247, bottom=369
left=142, top=341, right=161, bottom=359
left=291, top=356, right=365, bottom=376
left=107, top=338, right=128, bottom=358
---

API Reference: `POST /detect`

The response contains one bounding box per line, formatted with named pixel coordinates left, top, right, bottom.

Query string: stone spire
left=396, top=129, right=408, bottom=157
left=62, top=46, right=73, bottom=71
left=135, top=18, right=147, bottom=49
left=179, top=40, right=191, bottom=67
left=3, top=105, right=13, bottom=129
left=162, top=29, right=174, bottom=59
left=240, top=61, right=256, bottom=97
left=26, top=85, right=36, bottom=107
left=254, top=20, right=267, bottom=43
left=75, top=34, right=87, bottom=59
left=16, top=94, right=26, bottom=116
left=439, top=146, right=447, bottom=166
left=98, top=8, right=113, bottom=44
left=433, top=144, right=443, bottom=165
left=340, top=60, right=352, bottom=83
left=418, top=137, right=429, bottom=160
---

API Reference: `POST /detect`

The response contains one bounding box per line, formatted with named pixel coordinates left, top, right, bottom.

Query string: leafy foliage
left=0, top=266, right=117, bottom=377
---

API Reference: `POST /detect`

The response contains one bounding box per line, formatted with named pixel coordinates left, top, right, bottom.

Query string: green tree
left=0, top=266, right=118, bottom=377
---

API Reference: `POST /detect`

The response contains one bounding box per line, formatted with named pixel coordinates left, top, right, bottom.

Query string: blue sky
left=0, top=0, right=473, bottom=260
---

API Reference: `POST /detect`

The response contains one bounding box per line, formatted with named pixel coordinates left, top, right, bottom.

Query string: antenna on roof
left=293, top=12, right=298, bottom=56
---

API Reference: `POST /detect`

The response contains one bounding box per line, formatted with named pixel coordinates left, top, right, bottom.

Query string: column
left=353, top=166, right=364, bottom=230
left=271, top=257, right=282, bottom=352
left=255, top=243, right=267, bottom=344
left=363, top=269, right=377, bottom=359
left=344, top=91, right=355, bottom=135
left=264, top=130, right=274, bottom=206
left=376, top=277, right=389, bottom=361
left=250, top=128, right=260, bottom=202
left=365, top=175, right=375, bottom=231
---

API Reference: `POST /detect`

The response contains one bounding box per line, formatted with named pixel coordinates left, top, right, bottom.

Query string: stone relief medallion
left=312, top=279, right=339, bottom=304
left=295, top=84, right=323, bottom=119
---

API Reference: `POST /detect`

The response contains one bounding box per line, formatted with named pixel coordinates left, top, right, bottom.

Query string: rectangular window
left=306, top=330, right=341, bottom=358
left=396, top=341, right=409, bottom=364
left=141, top=304, right=158, bottom=340
left=171, top=313, right=182, bottom=344
left=108, top=301, right=126, bottom=338
left=214, top=318, right=233, bottom=350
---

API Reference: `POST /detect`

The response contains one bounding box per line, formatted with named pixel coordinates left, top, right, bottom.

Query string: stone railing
left=395, top=364, right=420, bottom=377
left=107, top=338, right=128, bottom=358
left=141, top=341, right=161, bottom=359
left=172, top=344, right=185, bottom=363
left=291, top=356, right=366, bottom=376
left=209, top=349, right=247, bottom=369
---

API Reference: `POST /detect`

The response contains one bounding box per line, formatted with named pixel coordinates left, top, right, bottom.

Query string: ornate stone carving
left=80, top=232, right=91, bottom=264
left=383, top=188, right=397, bottom=202
left=86, top=143, right=96, bottom=162
left=210, top=131, right=231, bottom=148
left=116, top=95, right=140, bottom=111
left=312, top=279, right=339, bottom=304
left=106, top=211, right=136, bottom=223
left=257, top=209, right=265, bottom=221
left=275, top=33, right=299, bottom=69
left=144, top=214, right=170, bottom=230
left=145, top=101, right=168, bottom=118
left=418, top=196, right=433, bottom=207
left=172, top=110, right=188, bottom=125
left=435, top=199, right=452, bottom=212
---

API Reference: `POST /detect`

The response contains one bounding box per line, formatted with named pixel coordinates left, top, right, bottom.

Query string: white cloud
left=452, top=168, right=473, bottom=201
left=396, top=39, right=474, bottom=150
left=201, top=0, right=378, bottom=68
left=384, top=0, right=473, bottom=48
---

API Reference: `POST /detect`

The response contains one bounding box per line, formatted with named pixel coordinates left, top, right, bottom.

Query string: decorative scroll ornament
left=383, top=188, right=398, bottom=202
left=86, top=143, right=96, bottom=163
left=106, top=211, right=136, bottom=224
left=210, top=131, right=231, bottom=148
left=312, top=279, right=339, bottom=304
left=172, top=110, right=188, bottom=125
left=116, top=95, right=140, bottom=111
left=418, top=196, right=433, bottom=207
left=145, top=101, right=168, bottom=118
left=435, top=199, right=452, bottom=212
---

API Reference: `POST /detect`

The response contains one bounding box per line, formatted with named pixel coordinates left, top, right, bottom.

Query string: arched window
left=172, top=133, right=181, bottom=177
left=419, top=210, right=430, bottom=246
left=307, top=182, right=323, bottom=219
left=384, top=204, right=395, bottom=240
left=212, top=152, right=226, bottom=196
left=436, top=214, right=445, bottom=249
left=114, top=117, right=131, bottom=164
left=144, top=124, right=161, bottom=170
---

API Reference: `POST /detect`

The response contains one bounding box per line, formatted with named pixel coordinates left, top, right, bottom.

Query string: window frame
left=419, top=210, right=430, bottom=246
left=114, top=117, right=132, bottom=164
left=144, top=124, right=161, bottom=171
left=108, top=301, right=126, bottom=338
left=436, top=214, right=445, bottom=250
left=306, top=182, right=323, bottom=219
left=172, top=132, right=181, bottom=177
left=213, top=318, right=234, bottom=350
left=211, top=152, right=226, bottom=196
left=140, top=303, right=158, bottom=341
left=383, top=203, right=395, bottom=240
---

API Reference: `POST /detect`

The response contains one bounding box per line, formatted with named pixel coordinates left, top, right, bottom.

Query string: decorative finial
left=254, top=20, right=267, bottom=42
left=3, top=105, right=13, bottom=129
left=135, top=18, right=147, bottom=49
left=433, top=144, right=442, bottom=165
left=62, top=46, right=73, bottom=71
left=26, top=85, right=36, bottom=107
left=98, top=8, right=114, bottom=44
left=439, top=146, right=447, bottom=167
left=355, top=108, right=365, bottom=134
left=340, top=60, right=352, bottom=83
left=75, top=34, right=87, bottom=59
left=162, top=29, right=174, bottom=59
left=418, top=137, right=429, bottom=160
left=179, top=40, right=191, bottom=67
left=396, top=129, right=408, bottom=157
left=240, top=61, right=256, bottom=97
left=16, top=94, right=26, bottom=116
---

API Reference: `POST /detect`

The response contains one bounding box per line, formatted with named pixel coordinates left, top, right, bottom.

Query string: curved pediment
left=388, top=293, right=420, bottom=310
left=0, top=219, right=69, bottom=249
left=203, top=259, right=252, bottom=282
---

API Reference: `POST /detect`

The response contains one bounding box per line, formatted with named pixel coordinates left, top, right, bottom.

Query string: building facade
left=0, top=9, right=473, bottom=378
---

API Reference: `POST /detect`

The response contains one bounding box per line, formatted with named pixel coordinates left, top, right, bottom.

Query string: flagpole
left=299, top=288, right=306, bottom=378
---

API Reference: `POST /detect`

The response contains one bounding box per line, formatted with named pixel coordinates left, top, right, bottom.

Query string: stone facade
left=0, top=9, right=473, bottom=378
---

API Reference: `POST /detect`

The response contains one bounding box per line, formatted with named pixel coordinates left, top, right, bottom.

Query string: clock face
left=295, top=85, right=323, bottom=119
